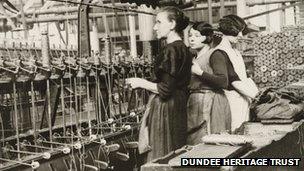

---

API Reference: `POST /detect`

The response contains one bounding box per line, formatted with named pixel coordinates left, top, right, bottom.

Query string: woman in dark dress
left=187, top=22, right=234, bottom=145
left=126, top=7, right=192, bottom=161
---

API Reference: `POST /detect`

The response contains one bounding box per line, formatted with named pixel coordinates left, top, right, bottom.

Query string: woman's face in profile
left=153, top=12, right=174, bottom=39
left=227, top=31, right=243, bottom=44
left=188, top=28, right=207, bottom=50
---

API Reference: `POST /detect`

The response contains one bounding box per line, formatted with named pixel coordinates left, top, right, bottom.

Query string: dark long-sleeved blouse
left=153, top=40, right=193, bottom=100
left=189, top=49, right=240, bottom=91
left=145, top=40, right=193, bottom=161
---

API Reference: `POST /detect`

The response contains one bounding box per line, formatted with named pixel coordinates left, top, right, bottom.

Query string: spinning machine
left=0, top=0, right=153, bottom=170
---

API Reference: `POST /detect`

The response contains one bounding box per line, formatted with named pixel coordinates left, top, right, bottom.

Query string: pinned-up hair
left=161, top=6, right=190, bottom=35
left=219, top=14, right=248, bottom=36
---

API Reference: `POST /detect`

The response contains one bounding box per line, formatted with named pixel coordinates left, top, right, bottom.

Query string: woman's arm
left=126, top=72, right=176, bottom=99
left=126, top=78, right=158, bottom=94
left=127, top=45, right=186, bottom=100
left=142, top=80, right=159, bottom=94
left=126, top=71, right=177, bottom=100
left=232, top=80, right=258, bottom=99
left=192, top=50, right=230, bottom=89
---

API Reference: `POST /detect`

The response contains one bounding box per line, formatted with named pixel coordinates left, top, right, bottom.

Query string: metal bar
left=208, top=0, right=213, bottom=24
left=19, top=0, right=28, bottom=39
left=30, top=81, right=38, bottom=151
left=96, top=69, right=102, bottom=130
left=184, top=1, right=237, bottom=11
left=49, top=0, right=155, bottom=15
left=246, top=0, right=299, bottom=6
left=266, top=4, right=270, bottom=31
left=129, top=13, right=137, bottom=58
left=54, top=135, right=107, bottom=145
left=40, top=140, right=81, bottom=149
left=21, top=143, right=71, bottom=154
left=78, top=0, right=92, bottom=59
left=281, top=3, right=286, bottom=26
left=0, top=11, right=134, bottom=21
left=61, top=79, right=66, bottom=135
left=0, top=158, right=40, bottom=169
left=243, top=1, right=303, bottom=20
left=220, top=0, right=225, bottom=18
left=74, top=77, right=80, bottom=135
left=237, top=0, right=248, bottom=17
left=102, top=2, right=111, bottom=38
left=61, top=8, right=67, bottom=135
left=83, top=112, right=140, bottom=131
left=22, top=2, right=136, bottom=16
left=25, top=6, right=78, bottom=15
left=111, top=0, right=128, bottom=51
left=12, top=82, right=20, bottom=160
left=0, top=1, right=237, bottom=20
left=46, top=79, right=53, bottom=149
left=91, top=19, right=100, bottom=53
left=86, top=76, right=92, bottom=136
left=55, top=23, right=66, bottom=45
left=23, top=12, right=136, bottom=23
left=65, top=13, right=69, bottom=47
left=5, top=149, right=51, bottom=159
left=83, top=164, right=98, bottom=170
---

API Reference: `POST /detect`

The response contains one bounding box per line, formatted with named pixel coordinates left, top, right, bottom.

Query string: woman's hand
left=126, top=78, right=158, bottom=93
left=125, top=77, right=145, bottom=89
left=191, top=61, right=203, bottom=76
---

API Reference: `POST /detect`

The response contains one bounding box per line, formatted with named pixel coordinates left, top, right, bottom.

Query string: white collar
left=219, top=35, right=233, bottom=49
left=197, top=45, right=211, bottom=58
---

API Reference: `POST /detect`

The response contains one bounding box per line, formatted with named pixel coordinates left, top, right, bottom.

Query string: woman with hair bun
left=215, top=14, right=258, bottom=132
left=126, top=6, right=192, bottom=161
left=187, top=21, right=233, bottom=145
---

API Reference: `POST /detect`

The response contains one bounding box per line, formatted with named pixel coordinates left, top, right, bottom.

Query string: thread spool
left=265, top=71, right=270, bottom=77
left=31, top=162, right=40, bottom=169
left=290, top=58, right=296, bottom=64
left=73, top=142, right=82, bottom=149
left=99, top=139, right=107, bottom=146
left=273, top=64, right=280, bottom=71
left=89, top=134, right=97, bottom=141
left=123, top=125, right=131, bottom=130
left=277, top=59, right=283, bottom=65
left=287, top=75, right=294, bottom=81
left=265, top=44, right=272, bottom=50
left=261, top=77, right=268, bottom=83
left=130, top=111, right=136, bottom=117
left=254, top=77, right=261, bottom=83
left=269, top=49, right=276, bottom=55
left=277, top=70, right=284, bottom=76
left=269, top=37, right=275, bottom=44
left=108, top=118, right=114, bottom=124
left=287, top=63, right=293, bottom=69
left=271, top=70, right=278, bottom=77
left=260, top=66, right=267, bottom=72
left=62, top=147, right=71, bottom=154
left=262, top=38, right=269, bottom=44
left=264, top=59, right=270, bottom=66
left=290, top=70, right=297, bottom=75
